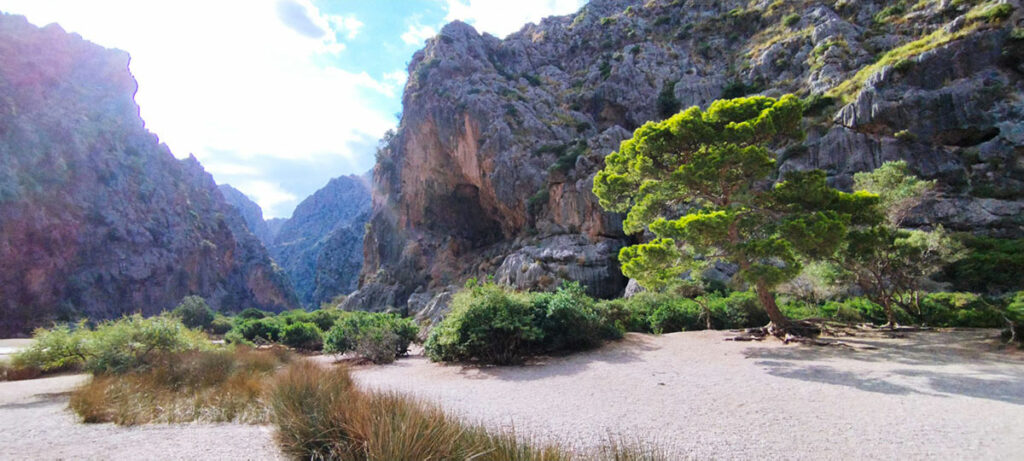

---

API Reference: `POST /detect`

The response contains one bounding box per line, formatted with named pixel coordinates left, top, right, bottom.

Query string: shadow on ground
left=745, top=330, right=1024, bottom=405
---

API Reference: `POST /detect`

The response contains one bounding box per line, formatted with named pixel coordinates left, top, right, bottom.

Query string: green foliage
left=874, top=2, right=906, bottom=23
left=307, top=309, right=343, bottom=332
left=1006, top=292, right=1024, bottom=343
left=919, top=292, right=1004, bottom=327
left=208, top=315, right=234, bottom=335
left=12, top=323, right=89, bottom=372
left=656, top=80, right=681, bottom=118
left=854, top=161, right=934, bottom=226
left=648, top=298, right=702, bottom=333
left=801, top=94, right=837, bottom=116
left=424, top=283, right=542, bottom=364
left=720, top=80, right=762, bottom=98
left=279, top=322, right=323, bottom=351
left=15, top=315, right=209, bottom=375
left=172, top=296, right=214, bottom=330
left=594, top=95, right=878, bottom=327
left=782, top=13, right=801, bottom=27
left=969, top=2, right=1014, bottom=21
left=228, top=317, right=283, bottom=344
left=534, top=282, right=611, bottom=351
left=323, top=312, right=419, bottom=363
left=276, top=309, right=312, bottom=326
left=943, top=236, right=1024, bottom=293
left=237, top=308, right=269, bottom=321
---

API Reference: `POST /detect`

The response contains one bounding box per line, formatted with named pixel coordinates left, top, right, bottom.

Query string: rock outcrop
left=270, top=175, right=371, bottom=307
left=351, top=0, right=1023, bottom=316
left=218, top=184, right=276, bottom=247
left=0, top=14, right=299, bottom=335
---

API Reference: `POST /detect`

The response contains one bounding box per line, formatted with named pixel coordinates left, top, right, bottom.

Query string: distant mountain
left=0, top=13, right=299, bottom=335
left=218, top=175, right=372, bottom=307
left=218, top=184, right=274, bottom=247
left=269, top=175, right=371, bottom=307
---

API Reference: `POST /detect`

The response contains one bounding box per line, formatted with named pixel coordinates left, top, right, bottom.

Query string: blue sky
left=0, top=0, right=585, bottom=218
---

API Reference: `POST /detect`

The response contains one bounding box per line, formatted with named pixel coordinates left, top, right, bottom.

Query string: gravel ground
left=352, top=329, right=1024, bottom=460
left=0, top=373, right=285, bottom=460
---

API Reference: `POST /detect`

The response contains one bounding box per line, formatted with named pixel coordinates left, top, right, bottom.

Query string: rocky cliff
left=0, top=14, right=299, bottom=335
left=349, top=0, right=1023, bottom=317
left=218, top=184, right=276, bottom=247
left=269, top=175, right=371, bottom=307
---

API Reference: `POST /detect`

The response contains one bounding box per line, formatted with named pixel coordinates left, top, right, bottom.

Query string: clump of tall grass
left=70, top=347, right=290, bottom=425
left=268, top=361, right=665, bottom=461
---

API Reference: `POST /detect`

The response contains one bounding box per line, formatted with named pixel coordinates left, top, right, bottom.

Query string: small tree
left=836, top=161, right=964, bottom=327
left=172, top=296, right=215, bottom=330
left=593, top=95, right=879, bottom=335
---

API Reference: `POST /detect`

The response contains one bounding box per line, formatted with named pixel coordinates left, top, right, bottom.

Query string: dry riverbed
left=352, top=329, right=1024, bottom=460
left=2, top=330, right=1021, bottom=460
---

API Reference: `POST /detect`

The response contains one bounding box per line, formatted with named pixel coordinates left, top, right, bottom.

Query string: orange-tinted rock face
left=0, top=14, right=298, bottom=335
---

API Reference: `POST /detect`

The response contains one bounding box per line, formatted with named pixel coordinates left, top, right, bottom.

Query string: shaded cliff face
left=270, top=175, right=371, bottom=307
left=0, top=14, right=299, bottom=335
left=352, top=0, right=1024, bottom=315
left=218, top=184, right=276, bottom=247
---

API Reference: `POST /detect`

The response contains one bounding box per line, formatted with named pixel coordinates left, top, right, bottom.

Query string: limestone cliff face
left=0, top=14, right=299, bottom=335
left=218, top=184, right=275, bottom=247
left=270, top=175, right=371, bottom=307
left=352, top=0, right=1023, bottom=315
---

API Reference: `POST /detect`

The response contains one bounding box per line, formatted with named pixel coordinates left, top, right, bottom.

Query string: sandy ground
left=351, top=329, right=1024, bottom=460
left=0, top=373, right=285, bottom=460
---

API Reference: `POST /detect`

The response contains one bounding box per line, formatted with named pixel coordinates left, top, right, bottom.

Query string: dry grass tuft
left=268, top=361, right=663, bottom=461
left=69, top=347, right=290, bottom=425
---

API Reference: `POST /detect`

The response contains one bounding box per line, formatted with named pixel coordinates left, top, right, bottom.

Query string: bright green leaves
left=593, top=93, right=864, bottom=294
left=853, top=160, right=934, bottom=225
left=618, top=238, right=687, bottom=291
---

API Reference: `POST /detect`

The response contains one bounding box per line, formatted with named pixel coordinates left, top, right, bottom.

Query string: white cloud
left=443, top=0, right=586, bottom=37
left=401, top=23, right=436, bottom=45
left=235, top=180, right=298, bottom=215
left=0, top=0, right=393, bottom=217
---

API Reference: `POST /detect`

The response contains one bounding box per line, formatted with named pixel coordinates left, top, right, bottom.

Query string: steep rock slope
left=270, top=175, right=371, bottom=307
left=218, top=184, right=276, bottom=247
left=351, top=0, right=1023, bottom=315
left=0, top=14, right=299, bottom=335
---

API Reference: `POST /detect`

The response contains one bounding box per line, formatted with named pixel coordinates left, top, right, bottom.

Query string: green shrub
left=324, top=312, right=418, bottom=362
left=237, top=308, right=269, bottom=321
left=424, top=283, right=542, bottom=364
left=649, top=298, right=701, bottom=333
left=172, top=296, right=214, bottom=330
left=594, top=297, right=651, bottom=333
left=208, top=315, right=233, bottom=335
left=228, top=317, right=283, bottom=344
left=532, top=282, right=608, bottom=351
left=15, top=315, right=209, bottom=375
left=1005, top=291, right=1023, bottom=343
left=943, top=236, right=1024, bottom=293
left=279, top=322, right=323, bottom=351
left=782, top=13, right=800, bottom=27
left=308, top=309, right=343, bottom=332
left=919, top=292, right=1003, bottom=327
left=277, top=309, right=312, bottom=326
left=706, top=291, right=770, bottom=329
left=12, top=323, right=89, bottom=372
left=780, top=300, right=821, bottom=321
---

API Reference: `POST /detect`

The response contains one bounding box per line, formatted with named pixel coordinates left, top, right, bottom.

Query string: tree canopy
left=593, top=95, right=880, bottom=333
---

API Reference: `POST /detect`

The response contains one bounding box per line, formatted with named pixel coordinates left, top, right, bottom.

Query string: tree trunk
left=755, top=278, right=790, bottom=333
left=882, top=297, right=897, bottom=329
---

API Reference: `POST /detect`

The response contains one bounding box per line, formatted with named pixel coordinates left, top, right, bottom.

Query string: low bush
left=70, top=347, right=290, bottom=425
left=237, top=308, right=269, bottom=321
left=172, top=295, right=214, bottom=330
left=918, top=292, right=1003, bottom=328
left=534, top=282, right=613, bottom=351
left=424, top=283, right=542, bottom=364
left=208, top=314, right=233, bottom=335
left=307, top=309, right=343, bottom=332
left=648, top=297, right=702, bottom=333
left=1005, top=291, right=1023, bottom=343
left=279, top=322, right=323, bottom=351
left=324, top=312, right=419, bottom=363
left=706, top=291, right=769, bottom=329
left=13, top=315, right=209, bottom=375
left=942, top=236, right=1024, bottom=293
left=227, top=317, right=283, bottom=345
